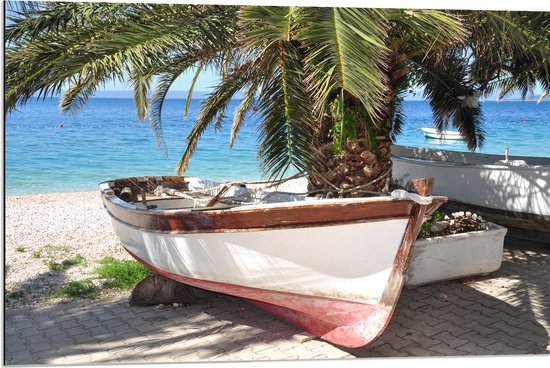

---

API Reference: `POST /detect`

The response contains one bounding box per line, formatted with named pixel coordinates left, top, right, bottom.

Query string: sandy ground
left=4, top=191, right=132, bottom=309
left=4, top=178, right=310, bottom=309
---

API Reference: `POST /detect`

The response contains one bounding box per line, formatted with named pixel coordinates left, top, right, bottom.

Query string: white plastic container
left=406, top=222, right=507, bottom=287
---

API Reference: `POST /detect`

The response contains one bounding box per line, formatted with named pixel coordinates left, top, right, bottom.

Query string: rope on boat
left=154, top=165, right=437, bottom=209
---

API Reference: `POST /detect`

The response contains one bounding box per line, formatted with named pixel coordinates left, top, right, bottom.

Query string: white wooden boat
left=392, top=145, right=550, bottom=237
left=421, top=127, right=463, bottom=141
left=99, top=175, right=445, bottom=348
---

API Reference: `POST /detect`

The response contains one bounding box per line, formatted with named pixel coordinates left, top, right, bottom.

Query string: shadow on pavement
left=4, top=237, right=549, bottom=363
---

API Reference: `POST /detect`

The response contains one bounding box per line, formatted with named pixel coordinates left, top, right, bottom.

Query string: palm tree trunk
left=307, top=131, right=392, bottom=197
left=307, top=52, right=407, bottom=197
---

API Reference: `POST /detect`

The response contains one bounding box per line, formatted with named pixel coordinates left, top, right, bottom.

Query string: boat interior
left=103, top=176, right=311, bottom=211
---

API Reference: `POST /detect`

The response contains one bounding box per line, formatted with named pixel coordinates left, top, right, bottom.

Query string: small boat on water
left=99, top=175, right=445, bottom=348
left=392, top=145, right=550, bottom=239
left=421, top=127, right=463, bottom=141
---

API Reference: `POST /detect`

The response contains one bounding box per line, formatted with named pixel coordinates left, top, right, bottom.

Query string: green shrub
left=52, top=279, right=97, bottom=298
left=418, top=211, right=445, bottom=239
left=15, top=246, right=26, bottom=253
left=31, top=250, right=42, bottom=258
left=45, top=261, right=64, bottom=271
left=94, top=257, right=151, bottom=289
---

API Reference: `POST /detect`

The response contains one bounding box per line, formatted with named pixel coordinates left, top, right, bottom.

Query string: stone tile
left=428, top=343, right=467, bottom=356
left=484, top=341, right=527, bottom=354
left=430, top=331, right=470, bottom=348
left=456, top=341, right=497, bottom=355
left=402, top=342, right=440, bottom=356
left=401, top=330, right=442, bottom=348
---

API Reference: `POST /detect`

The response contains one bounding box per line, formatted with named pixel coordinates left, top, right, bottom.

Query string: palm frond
left=184, top=63, right=205, bottom=120
left=176, top=63, right=254, bottom=175
left=255, top=43, right=316, bottom=179
left=5, top=3, right=238, bottom=114
left=296, top=7, right=390, bottom=120
left=389, top=9, right=467, bottom=56
left=230, top=81, right=260, bottom=148
left=131, top=72, right=153, bottom=121
left=58, top=75, right=103, bottom=115
left=413, top=51, right=485, bottom=149
left=468, top=11, right=550, bottom=100
left=149, top=71, right=186, bottom=158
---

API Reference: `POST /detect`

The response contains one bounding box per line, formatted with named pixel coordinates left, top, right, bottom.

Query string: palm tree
left=5, top=3, right=549, bottom=196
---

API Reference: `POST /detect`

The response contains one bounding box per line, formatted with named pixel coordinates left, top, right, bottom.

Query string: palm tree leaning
left=6, top=3, right=549, bottom=197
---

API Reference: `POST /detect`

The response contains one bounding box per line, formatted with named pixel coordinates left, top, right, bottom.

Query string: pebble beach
left=4, top=191, right=133, bottom=309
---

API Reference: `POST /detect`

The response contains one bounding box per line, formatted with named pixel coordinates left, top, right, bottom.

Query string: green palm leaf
left=177, top=63, right=254, bottom=175
left=148, top=71, right=185, bottom=158
left=296, top=7, right=390, bottom=120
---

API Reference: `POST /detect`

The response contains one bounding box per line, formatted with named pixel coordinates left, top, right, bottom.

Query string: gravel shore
left=5, top=191, right=132, bottom=309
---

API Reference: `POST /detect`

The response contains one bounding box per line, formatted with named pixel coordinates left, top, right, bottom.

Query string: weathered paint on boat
left=100, top=176, right=445, bottom=348
left=392, top=145, right=550, bottom=234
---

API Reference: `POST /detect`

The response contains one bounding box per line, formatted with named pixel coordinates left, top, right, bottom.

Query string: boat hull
left=125, top=247, right=394, bottom=348
left=392, top=145, right=550, bottom=234
left=100, top=176, right=444, bottom=347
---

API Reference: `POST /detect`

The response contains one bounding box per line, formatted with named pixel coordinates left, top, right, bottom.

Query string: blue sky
left=104, top=66, right=220, bottom=93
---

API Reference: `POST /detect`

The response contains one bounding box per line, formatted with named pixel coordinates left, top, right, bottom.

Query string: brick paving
left=4, top=237, right=549, bottom=364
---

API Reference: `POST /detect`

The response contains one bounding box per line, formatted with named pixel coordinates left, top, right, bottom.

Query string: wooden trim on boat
left=106, top=211, right=411, bottom=234
left=101, top=193, right=417, bottom=233
left=379, top=178, right=443, bottom=309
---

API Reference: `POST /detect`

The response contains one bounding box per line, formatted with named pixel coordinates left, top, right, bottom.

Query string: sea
left=5, top=97, right=550, bottom=196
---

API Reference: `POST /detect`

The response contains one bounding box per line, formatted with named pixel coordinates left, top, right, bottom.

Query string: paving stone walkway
left=4, top=237, right=549, bottom=364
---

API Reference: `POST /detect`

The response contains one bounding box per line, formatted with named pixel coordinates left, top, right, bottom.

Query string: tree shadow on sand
left=4, top=268, right=72, bottom=309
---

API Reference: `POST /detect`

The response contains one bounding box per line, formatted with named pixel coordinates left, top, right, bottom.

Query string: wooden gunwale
left=106, top=211, right=411, bottom=234
left=101, top=191, right=427, bottom=233
left=393, top=154, right=548, bottom=171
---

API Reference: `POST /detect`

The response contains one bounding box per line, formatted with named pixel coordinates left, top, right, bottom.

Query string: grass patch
left=44, top=254, right=87, bottom=271
left=33, top=244, right=87, bottom=271
left=48, top=258, right=149, bottom=301
left=6, top=290, right=25, bottom=299
left=52, top=279, right=97, bottom=299
left=44, top=244, right=71, bottom=254
left=94, top=257, right=150, bottom=289
left=15, top=246, right=26, bottom=253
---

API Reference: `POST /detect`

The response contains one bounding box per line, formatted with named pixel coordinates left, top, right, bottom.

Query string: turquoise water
left=5, top=98, right=550, bottom=196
